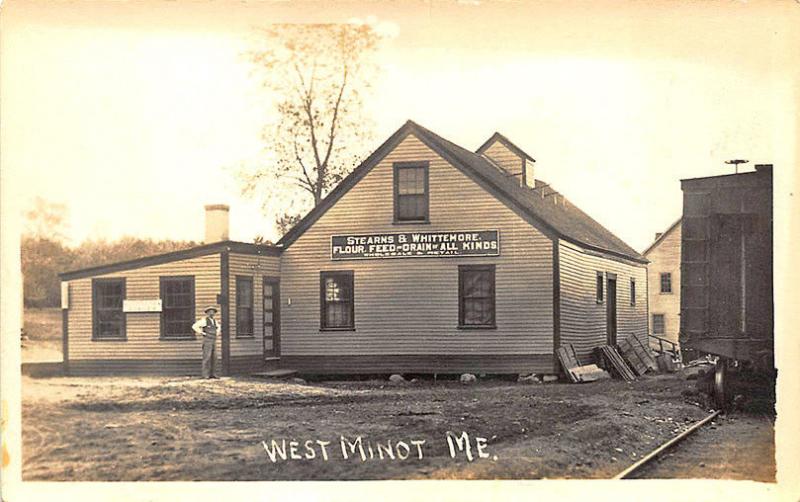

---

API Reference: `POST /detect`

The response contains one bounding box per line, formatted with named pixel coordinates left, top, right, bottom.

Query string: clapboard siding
left=645, top=223, right=681, bottom=346
left=559, top=240, right=648, bottom=364
left=280, top=133, right=554, bottom=366
left=228, top=252, right=280, bottom=357
left=481, top=141, right=523, bottom=178
left=66, top=254, right=221, bottom=361
left=281, top=354, right=554, bottom=375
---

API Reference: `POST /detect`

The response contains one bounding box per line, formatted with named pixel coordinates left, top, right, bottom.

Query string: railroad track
left=613, top=409, right=722, bottom=479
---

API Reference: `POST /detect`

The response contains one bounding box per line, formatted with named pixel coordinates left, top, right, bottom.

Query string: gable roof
left=476, top=132, right=536, bottom=162
left=60, top=241, right=280, bottom=281
left=278, top=120, right=646, bottom=264
left=642, top=218, right=681, bottom=256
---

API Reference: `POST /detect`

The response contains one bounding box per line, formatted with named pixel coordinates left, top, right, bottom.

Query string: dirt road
left=21, top=373, right=774, bottom=481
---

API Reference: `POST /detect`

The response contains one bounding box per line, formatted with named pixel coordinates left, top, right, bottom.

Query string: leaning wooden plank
left=631, top=335, right=659, bottom=371
left=617, top=353, right=638, bottom=380
left=593, top=347, right=609, bottom=371
left=557, top=345, right=581, bottom=383
left=601, top=346, right=636, bottom=381
left=560, top=344, right=580, bottom=369
left=596, top=347, right=618, bottom=379
left=617, top=340, right=640, bottom=375
left=618, top=338, right=648, bottom=376
left=611, top=347, right=638, bottom=380
left=556, top=346, right=577, bottom=370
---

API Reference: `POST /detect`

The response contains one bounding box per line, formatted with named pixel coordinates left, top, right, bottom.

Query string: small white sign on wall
left=123, top=299, right=163, bottom=313
left=61, top=282, right=69, bottom=310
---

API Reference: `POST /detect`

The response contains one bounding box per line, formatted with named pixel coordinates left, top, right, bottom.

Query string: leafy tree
left=20, top=198, right=200, bottom=307
left=21, top=237, right=75, bottom=307
left=239, top=23, right=381, bottom=236
left=21, top=236, right=197, bottom=308
left=23, top=197, right=69, bottom=242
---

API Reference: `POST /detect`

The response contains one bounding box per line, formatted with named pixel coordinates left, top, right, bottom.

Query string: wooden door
left=606, top=276, right=617, bottom=345
left=262, top=277, right=280, bottom=358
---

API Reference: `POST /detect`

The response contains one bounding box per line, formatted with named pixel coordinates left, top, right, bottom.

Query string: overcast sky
left=2, top=0, right=798, bottom=252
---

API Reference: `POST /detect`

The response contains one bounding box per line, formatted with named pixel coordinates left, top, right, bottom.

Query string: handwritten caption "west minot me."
left=262, top=431, right=496, bottom=463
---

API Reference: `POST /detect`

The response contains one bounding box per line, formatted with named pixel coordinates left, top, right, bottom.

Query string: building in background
left=643, top=219, right=682, bottom=349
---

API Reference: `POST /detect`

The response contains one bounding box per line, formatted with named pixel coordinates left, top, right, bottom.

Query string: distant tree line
left=21, top=197, right=197, bottom=308
left=22, top=236, right=197, bottom=308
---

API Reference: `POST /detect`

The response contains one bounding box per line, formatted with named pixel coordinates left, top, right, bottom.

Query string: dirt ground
left=20, top=370, right=776, bottom=481
left=631, top=413, right=775, bottom=481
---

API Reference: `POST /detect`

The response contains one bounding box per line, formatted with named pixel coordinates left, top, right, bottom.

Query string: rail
left=613, top=409, right=722, bottom=479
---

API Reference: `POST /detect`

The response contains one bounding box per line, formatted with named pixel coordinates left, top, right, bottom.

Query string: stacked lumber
left=594, top=345, right=637, bottom=381
left=618, top=336, right=658, bottom=376
left=557, top=344, right=610, bottom=383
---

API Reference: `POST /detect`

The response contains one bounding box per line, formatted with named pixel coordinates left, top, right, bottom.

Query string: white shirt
left=192, top=316, right=219, bottom=336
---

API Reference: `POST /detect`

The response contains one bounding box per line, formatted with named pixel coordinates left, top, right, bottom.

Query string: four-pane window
left=320, top=271, right=354, bottom=330
left=92, top=278, right=125, bottom=340
left=660, top=272, right=672, bottom=293
left=236, top=276, right=254, bottom=337
left=160, top=276, right=195, bottom=339
left=459, top=265, right=496, bottom=328
left=394, top=163, right=429, bottom=222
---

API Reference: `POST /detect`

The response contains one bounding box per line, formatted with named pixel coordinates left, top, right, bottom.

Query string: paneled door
left=262, top=277, right=280, bottom=358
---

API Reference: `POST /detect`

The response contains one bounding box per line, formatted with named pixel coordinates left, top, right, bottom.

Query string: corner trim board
left=220, top=250, right=231, bottom=375
left=552, top=239, right=561, bottom=373
left=62, top=308, right=69, bottom=374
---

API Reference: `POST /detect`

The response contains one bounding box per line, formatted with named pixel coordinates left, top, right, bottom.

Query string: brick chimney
left=204, top=204, right=229, bottom=243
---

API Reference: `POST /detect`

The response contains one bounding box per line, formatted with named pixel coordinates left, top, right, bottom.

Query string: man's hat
left=204, top=305, right=218, bottom=314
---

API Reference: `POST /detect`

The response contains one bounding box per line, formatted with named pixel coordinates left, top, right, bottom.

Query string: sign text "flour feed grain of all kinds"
left=331, top=230, right=500, bottom=260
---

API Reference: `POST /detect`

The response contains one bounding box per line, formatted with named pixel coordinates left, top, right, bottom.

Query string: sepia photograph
left=1, top=0, right=798, bottom=500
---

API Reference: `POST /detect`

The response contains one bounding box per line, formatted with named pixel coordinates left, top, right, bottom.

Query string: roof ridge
left=476, top=131, right=536, bottom=162
left=642, top=218, right=682, bottom=256
left=279, top=119, right=646, bottom=263
left=409, top=123, right=643, bottom=261
left=61, top=240, right=281, bottom=280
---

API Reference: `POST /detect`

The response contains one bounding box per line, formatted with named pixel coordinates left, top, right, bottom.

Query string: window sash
left=459, top=266, right=496, bottom=327
left=652, top=314, right=665, bottom=334
left=321, top=272, right=354, bottom=330
left=394, top=164, right=429, bottom=222
left=93, top=279, right=125, bottom=340
left=236, top=276, right=254, bottom=337
left=630, top=279, right=636, bottom=305
left=160, top=277, right=195, bottom=338
left=596, top=273, right=604, bottom=303
left=660, top=273, right=672, bottom=293
left=397, top=193, right=426, bottom=220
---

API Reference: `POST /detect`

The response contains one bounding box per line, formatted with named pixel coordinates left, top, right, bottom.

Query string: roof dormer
left=476, top=132, right=536, bottom=189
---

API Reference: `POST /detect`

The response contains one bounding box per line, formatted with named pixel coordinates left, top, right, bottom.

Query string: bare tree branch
left=239, top=23, right=380, bottom=234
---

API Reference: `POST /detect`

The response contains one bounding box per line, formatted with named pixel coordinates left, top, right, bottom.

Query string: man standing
left=192, top=306, right=220, bottom=379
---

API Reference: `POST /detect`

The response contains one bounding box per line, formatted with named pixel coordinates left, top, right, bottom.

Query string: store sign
left=123, top=299, right=163, bottom=313
left=331, top=230, right=500, bottom=260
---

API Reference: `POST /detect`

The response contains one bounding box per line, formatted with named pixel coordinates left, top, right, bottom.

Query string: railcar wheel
left=714, top=358, right=729, bottom=410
